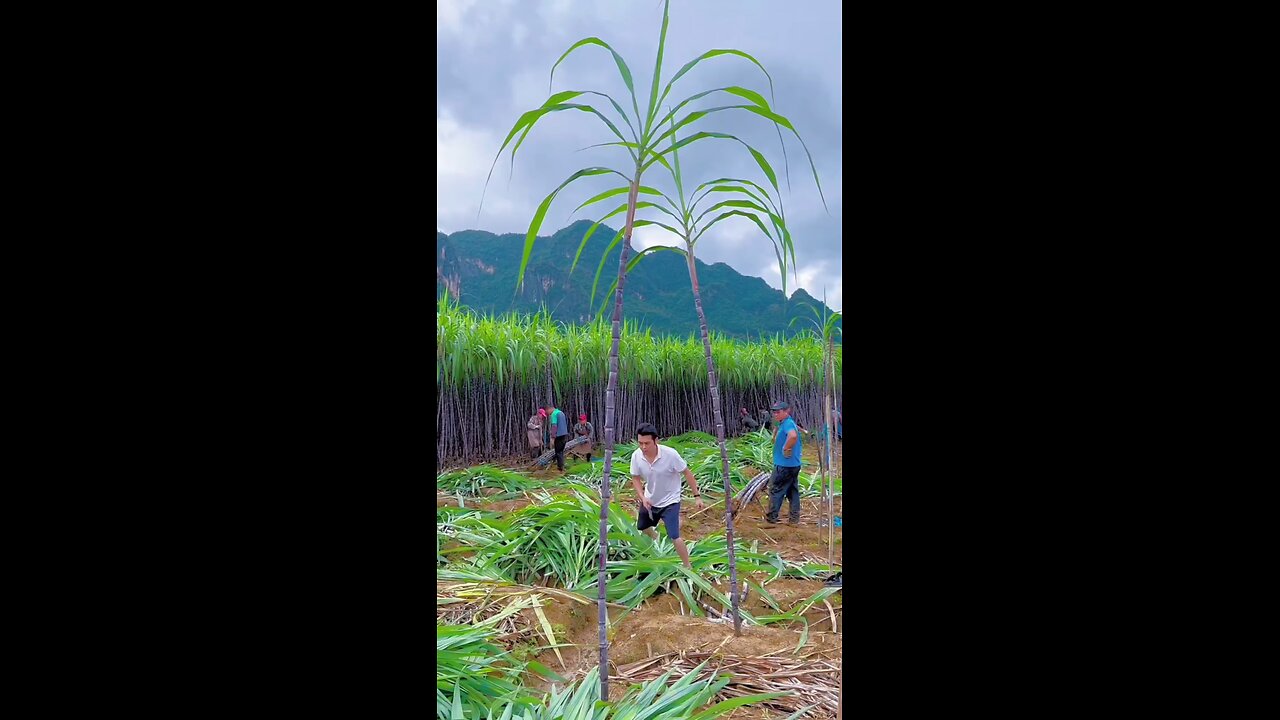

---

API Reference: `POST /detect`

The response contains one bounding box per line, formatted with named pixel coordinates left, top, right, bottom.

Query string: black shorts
left=637, top=501, right=681, bottom=540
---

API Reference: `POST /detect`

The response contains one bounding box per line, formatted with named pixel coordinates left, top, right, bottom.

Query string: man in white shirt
left=629, top=423, right=705, bottom=568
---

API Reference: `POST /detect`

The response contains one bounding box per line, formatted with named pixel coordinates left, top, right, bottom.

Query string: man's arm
left=631, top=475, right=650, bottom=508
left=783, top=429, right=799, bottom=457
left=683, top=467, right=701, bottom=497
left=682, top=467, right=705, bottom=507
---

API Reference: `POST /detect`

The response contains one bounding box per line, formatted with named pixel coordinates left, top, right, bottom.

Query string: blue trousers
left=767, top=465, right=802, bottom=523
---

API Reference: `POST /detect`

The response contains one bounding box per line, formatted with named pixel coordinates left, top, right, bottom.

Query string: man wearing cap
left=629, top=422, right=705, bottom=568
left=526, top=408, right=546, bottom=459
left=571, top=413, right=594, bottom=462
left=767, top=400, right=803, bottom=525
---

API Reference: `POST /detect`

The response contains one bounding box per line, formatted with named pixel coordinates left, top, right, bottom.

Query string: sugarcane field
left=437, top=302, right=843, bottom=719
left=438, top=1, right=842, bottom=716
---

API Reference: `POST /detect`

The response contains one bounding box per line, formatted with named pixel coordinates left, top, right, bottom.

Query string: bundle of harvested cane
left=612, top=650, right=840, bottom=717
left=732, top=472, right=771, bottom=519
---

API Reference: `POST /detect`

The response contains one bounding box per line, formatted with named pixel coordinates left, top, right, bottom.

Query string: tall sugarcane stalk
left=826, top=333, right=836, bottom=569
left=595, top=169, right=640, bottom=699
left=688, top=255, right=741, bottom=635
left=546, top=356, right=554, bottom=409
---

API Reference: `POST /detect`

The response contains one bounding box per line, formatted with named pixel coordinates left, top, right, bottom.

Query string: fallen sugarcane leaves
left=612, top=651, right=839, bottom=716
left=437, top=581, right=624, bottom=659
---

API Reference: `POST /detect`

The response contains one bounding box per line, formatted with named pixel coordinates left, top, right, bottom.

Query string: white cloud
left=436, top=0, right=478, bottom=35
left=437, top=0, right=518, bottom=45
left=438, top=112, right=522, bottom=233
left=757, top=259, right=842, bottom=311
left=632, top=224, right=682, bottom=250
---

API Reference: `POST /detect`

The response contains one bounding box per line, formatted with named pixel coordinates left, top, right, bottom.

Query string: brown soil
left=439, top=454, right=600, bottom=473
left=442, top=433, right=845, bottom=717
left=608, top=611, right=839, bottom=667
left=517, top=595, right=629, bottom=693
left=522, top=591, right=841, bottom=705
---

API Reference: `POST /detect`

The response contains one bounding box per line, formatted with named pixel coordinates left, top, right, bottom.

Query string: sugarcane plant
left=435, top=298, right=839, bottom=465
left=482, top=0, right=824, bottom=697
left=572, top=109, right=823, bottom=636
left=789, top=300, right=841, bottom=567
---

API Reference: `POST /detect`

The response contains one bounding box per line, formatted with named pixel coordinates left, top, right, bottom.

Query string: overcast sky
left=437, top=0, right=842, bottom=310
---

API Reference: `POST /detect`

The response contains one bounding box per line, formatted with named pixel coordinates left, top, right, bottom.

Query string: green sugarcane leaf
left=688, top=693, right=789, bottom=720
left=572, top=186, right=663, bottom=215
left=794, top=618, right=810, bottom=654
left=550, top=37, right=642, bottom=129
left=526, top=660, right=568, bottom=683
left=516, top=166, right=628, bottom=292
left=643, top=0, right=672, bottom=135
left=482, top=103, right=625, bottom=217
left=655, top=49, right=776, bottom=117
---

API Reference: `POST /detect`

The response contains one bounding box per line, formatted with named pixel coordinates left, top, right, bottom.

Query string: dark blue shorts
left=637, top=501, right=681, bottom=540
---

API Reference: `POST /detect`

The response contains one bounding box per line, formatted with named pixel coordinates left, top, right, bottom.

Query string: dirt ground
left=518, top=576, right=841, bottom=718
left=441, top=435, right=844, bottom=718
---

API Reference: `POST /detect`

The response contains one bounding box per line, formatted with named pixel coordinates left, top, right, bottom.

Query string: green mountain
left=436, top=220, right=840, bottom=339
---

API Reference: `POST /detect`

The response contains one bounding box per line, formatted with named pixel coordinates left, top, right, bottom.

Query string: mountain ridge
left=436, top=220, right=840, bottom=339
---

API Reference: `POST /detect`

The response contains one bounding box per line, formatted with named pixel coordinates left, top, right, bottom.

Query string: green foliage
left=436, top=490, right=828, bottom=616
left=468, top=663, right=781, bottom=720
left=665, top=430, right=716, bottom=445
left=438, top=466, right=540, bottom=498
left=436, top=623, right=538, bottom=719
left=436, top=297, right=840, bottom=391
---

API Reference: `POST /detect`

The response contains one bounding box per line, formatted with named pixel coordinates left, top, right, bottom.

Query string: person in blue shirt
left=541, top=402, right=570, bottom=471
left=766, top=400, right=803, bottom=524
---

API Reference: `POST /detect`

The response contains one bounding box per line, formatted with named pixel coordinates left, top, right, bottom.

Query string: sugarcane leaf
left=693, top=210, right=774, bottom=248
left=532, top=604, right=566, bottom=669
left=736, top=105, right=827, bottom=211
left=526, top=660, right=568, bottom=684
left=516, top=166, right=628, bottom=292
left=794, top=618, right=810, bottom=655
left=655, top=49, right=776, bottom=117
left=572, top=185, right=663, bottom=215
left=550, top=37, right=642, bottom=129
left=687, top=693, right=789, bottom=720
left=589, top=226, right=626, bottom=312
left=643, top=0, right=672, bottom=136
left=745, top=579, right=780, bottom=611
left=482, top=103, right=625, bottom=218
left=593, top=235, right=685, bottom=318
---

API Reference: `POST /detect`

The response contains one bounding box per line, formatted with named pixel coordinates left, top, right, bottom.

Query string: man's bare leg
left=643, top=528, right=691, bottom=569
left=673, top=538, right=692, bottom=569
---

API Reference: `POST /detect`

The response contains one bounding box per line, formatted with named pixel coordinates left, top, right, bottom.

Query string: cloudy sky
left=437, top=0, right=842, bottom=310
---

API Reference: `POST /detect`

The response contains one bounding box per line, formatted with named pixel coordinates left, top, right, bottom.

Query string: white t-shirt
left=630, top=443, right=689, bottom=508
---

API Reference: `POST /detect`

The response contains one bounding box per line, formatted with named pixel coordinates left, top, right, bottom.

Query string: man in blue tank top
left=542, top=403, right=570, bottom=471
left=766, top=400, right=803, bottom=524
